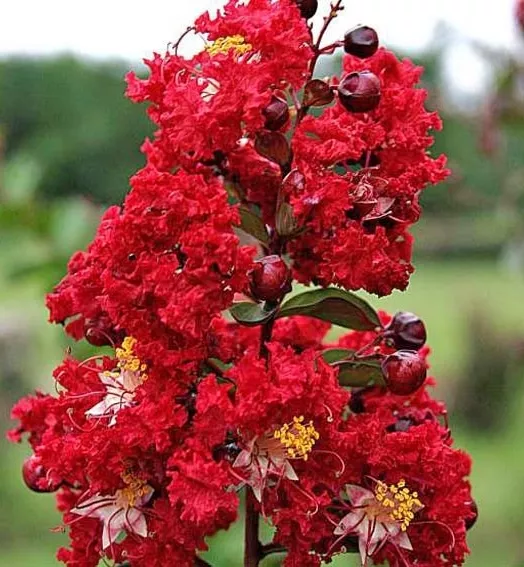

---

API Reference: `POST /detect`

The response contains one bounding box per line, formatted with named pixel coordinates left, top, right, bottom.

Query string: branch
left=296, top=0, right=345, bottom=124
left=261, top=543, right=287, bottom=558
left=244, top=489, right=262, bottom=567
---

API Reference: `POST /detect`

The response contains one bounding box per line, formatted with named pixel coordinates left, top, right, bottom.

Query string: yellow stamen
left=273, top=416, right=320, bottom=461
left=116, top=337, right=148, bottom=378
left=374, top=479, right=423, bottom=531
left=205, top=35, right=252, bottom=58
left=116, top=472, right=152, bottom=508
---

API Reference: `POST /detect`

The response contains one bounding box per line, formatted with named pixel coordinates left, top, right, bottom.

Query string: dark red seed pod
left=249, top=255, right=292, bottom=303
left=263, top=95, right=290, bottom=131
left=344, top=26, right=379, bottom=58
left=386, top=311, right=427, bottom=351
left=295, top=0, right=318, bottom=19
left=22, top=455, right=62, bottom=493
left=465, top=499, right=478, bottom=530
left=84, top=315, right=124, bottom=347
left=381, top=350, right=427, bottom=396
left=337, top=71, right=381, bottom=113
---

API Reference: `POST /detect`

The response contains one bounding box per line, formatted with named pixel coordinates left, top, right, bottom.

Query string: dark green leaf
left=238, top=207, right=269, bottom=244
left=335, top=357, right=385, bottom=387
left=205, top=358, right=233, bottom=374
left=321, top=348, right=355, bottom=364
left=229, top=302, right=277, bottom=327
left=278, top=288, right=380, bottom=330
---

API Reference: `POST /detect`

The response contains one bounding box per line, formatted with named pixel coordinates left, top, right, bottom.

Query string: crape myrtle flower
left=69, top=472, right=154, bottom=551
left=332, top=480, right=423, bottom=565
left=126, top=0, right=312, bottom=170
left=85, top=337, right=148, bottom=426
left=9, top=1, right=474, bottom=566
left=288, top=49, right=448, bottom=295
left=47, top=167, right=255, bottom=371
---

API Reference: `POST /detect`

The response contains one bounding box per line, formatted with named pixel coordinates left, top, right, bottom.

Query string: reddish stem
left=244, top=489, right=261, bottom=567
left=296, top=1, right=344, bottom=125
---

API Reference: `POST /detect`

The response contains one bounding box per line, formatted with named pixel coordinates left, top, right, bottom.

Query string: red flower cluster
left=289, top=50, right=448, bottom=294
left=9, top=1, right=474, bottom=566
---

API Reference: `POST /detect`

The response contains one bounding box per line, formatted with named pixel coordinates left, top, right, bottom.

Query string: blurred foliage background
left=1, top=37, right=524, bottom=567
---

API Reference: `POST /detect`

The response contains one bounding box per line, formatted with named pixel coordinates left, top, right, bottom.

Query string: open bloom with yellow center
left=205, top=35, right=253, bottom=58
left=332, top=480, right=423, bottom=566
left=85, top=337, right=147, bottom=426
left=233, top=416, right=319, bottom=502
left=70, top=472, right=153, bottom=550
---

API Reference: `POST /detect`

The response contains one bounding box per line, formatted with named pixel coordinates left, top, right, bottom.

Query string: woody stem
left=244, top=488, right=261, bottom=567
left=244, top=305, right=280, bottom=566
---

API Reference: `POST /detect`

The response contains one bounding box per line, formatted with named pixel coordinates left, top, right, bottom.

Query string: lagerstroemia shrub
left=8, top=1, right=477, bottom=566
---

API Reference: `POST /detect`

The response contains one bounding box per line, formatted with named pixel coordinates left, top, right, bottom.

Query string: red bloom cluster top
left=9, top=1, right=475, bottom=566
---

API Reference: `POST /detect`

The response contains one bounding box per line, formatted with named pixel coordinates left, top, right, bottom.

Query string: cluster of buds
left=8, top=2, right=474, bottom=567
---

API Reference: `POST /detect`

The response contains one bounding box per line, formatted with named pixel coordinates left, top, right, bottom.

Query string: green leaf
left=335, top=357, right=385, bottom=387
left=238, top=207, right=269, bottom=244
left=205, top=358, right=233, bottom=373
left=278, top=288, right=380, bottom=330
left=229, top=302, right=277, bottom=327
left=321, top=348, right=355, bottom=364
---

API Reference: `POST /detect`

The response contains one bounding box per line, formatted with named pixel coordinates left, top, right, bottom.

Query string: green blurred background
left=1, top=39, right=524, bottom=567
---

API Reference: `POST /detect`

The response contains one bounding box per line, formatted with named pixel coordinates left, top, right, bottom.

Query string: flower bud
left=344, top=26, right=379, bottom=58
left=337, top=71, right=381, bottom=113
left=263, top=95, right=289, bottom=131
left=465, top=499, right=478, bottom=530
left=386, top=311, right=427, bottom=351
left=381, top=350, right=427, bottom=396
left=84, top=315, right=125, bottom=347
left=249, top=255, right=292, bottom=303
left=22, top=455, right=62, bottom=493
left=295, top=0, right=318, bottom=19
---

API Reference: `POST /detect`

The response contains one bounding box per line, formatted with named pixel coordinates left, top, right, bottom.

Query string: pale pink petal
left=257, top=456, right=269, bottom=478
left=394, top=530, right=413, bottom=551
left=345, top=484, right=374, bottom=507
left=85, top=400, right=111, bottom=418
left=102, top=508, right=126, bottom=549
left=252, top=480, right=263, bottom=503
left=99, top=372, right=119, bottom=386
left=334, top=511, right=366, bottom=536
left=233, top=449, right=252, bottom=469
left=125, top=508, right=148, bottom=538
left=283, top=461, right=298, bottom=481
left=95, top=503, right=121, bottom=523
left=359, top=535, right=369, bottom=566
left=122, top=370, right=142, bottom=391
left=358, top=519, right=383, bottom=565
left=368, top=522, right=387, bottom=548
left=71, top=494, right=115, bottom=518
